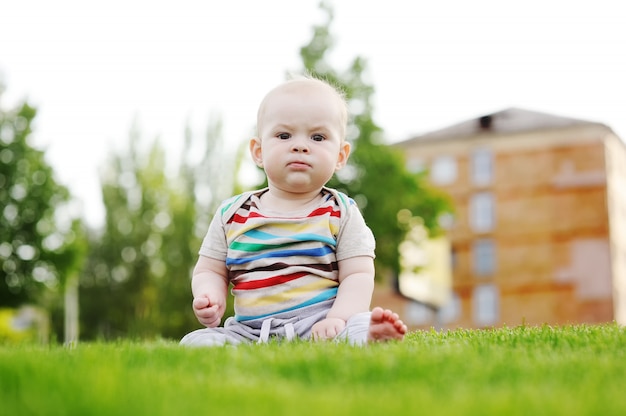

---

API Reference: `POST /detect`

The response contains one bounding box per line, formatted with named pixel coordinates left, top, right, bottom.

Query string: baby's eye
left=277, top=133, right=291, bottom=140
left=311, top=134, right=325, bottom=142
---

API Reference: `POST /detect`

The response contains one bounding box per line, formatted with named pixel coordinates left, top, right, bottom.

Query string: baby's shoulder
left=322, top=186, right=355, bottom=207
left=217, top=189, right=264, bottom=222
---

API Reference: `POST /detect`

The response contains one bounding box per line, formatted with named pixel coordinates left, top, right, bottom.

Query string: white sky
left=2, top=0, right=625, bottom=227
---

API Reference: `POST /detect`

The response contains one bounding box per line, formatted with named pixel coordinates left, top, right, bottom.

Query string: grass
left=1, top=323, right=625, bottom=416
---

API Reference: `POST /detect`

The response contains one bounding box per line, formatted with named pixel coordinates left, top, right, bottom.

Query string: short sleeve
left=335, top=201, right=376, bottom=261
left=198, top=210, right=228, bottom=261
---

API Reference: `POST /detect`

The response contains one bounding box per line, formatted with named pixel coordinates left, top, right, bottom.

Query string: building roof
left=394, top=107, right=607, bottom=146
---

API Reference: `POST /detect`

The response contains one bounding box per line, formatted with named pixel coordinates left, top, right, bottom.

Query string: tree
left=79, top=117, right=233, bottom=340
left=0, top=88, right=85, bottom=342
left=297, top=2, right=452, bottom=279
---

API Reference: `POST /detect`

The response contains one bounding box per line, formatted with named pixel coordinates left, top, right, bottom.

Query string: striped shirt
left=199, top=187, right=375, bottom=322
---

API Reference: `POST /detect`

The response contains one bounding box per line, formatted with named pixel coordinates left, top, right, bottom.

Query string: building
left=380, top=108, right=626, bottom=329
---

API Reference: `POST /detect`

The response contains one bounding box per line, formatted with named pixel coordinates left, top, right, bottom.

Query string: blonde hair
left=256, top=73, right=349, bottom=140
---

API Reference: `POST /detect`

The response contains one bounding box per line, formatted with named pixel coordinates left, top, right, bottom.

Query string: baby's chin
left=273, top=178, right=328, bottom=193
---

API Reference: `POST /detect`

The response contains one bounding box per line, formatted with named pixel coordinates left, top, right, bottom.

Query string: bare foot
left=367, top=307, right=407, bottom=342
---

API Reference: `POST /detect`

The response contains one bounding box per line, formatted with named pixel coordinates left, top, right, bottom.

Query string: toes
left=370, top=307, right=384, bottom=322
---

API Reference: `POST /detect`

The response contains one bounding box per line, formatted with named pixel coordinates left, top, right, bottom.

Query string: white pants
left=180, top=301, right=371, bottom=347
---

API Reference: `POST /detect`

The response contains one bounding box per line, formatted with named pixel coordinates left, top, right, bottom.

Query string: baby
left=180, top=75, right=407, bottom=346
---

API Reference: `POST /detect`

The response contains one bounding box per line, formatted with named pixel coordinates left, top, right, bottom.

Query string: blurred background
left=1, top=0, right=624, bottom=343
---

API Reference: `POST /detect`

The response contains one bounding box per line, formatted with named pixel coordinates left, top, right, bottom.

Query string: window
left=472, top=284, right=499, bottom=326
left=450, top=246, right=458, bottom=271
left=438, top=292, right=461, bottom=324
left=469, top=192, right=495, bottom=232
left=438, top=212, right=455, bottom=230
left=431, top=155, right=457, bottom=185
left=471, top=148, right=493, bottom=185
left=406, top=157, right=425, bottom=174
left=472, top=238, right=495, bottom=276
left=405, top=301, right=434, bottom=326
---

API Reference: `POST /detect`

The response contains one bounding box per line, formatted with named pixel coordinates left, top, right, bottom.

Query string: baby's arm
left=311, top=256, right=375, bottom=340
left=191, top=255, right=229, bottom=328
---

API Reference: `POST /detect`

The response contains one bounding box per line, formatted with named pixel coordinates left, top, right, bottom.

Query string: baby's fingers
left=192, top=297, right=210, bottom=310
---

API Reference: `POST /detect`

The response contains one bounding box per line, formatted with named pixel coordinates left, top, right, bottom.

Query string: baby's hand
left=311, top=317, right=346, bottom=341
left=192, top=296, right=224, bottom=328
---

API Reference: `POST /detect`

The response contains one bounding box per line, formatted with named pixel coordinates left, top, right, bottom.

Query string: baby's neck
left=259, top=188, right=323, bottom=212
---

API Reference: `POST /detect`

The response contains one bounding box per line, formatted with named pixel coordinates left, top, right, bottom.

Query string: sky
left=2, top=0, right=625, bottom=227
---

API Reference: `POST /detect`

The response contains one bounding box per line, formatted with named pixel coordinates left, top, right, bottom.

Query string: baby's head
left=250, top=74, right=352, bottom=195
left=256, top=75, right=349, bottom=141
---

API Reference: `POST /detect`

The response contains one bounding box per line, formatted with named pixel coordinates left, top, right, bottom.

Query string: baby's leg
left=335, top=308, right=407, bottom=345
left=180, top=318, right=259, bottom=347
left=367, top=307, right=407, bottom=342
left=179, top=327, right=247, bottom=347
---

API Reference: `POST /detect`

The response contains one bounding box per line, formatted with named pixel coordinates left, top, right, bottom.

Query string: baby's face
left=250, top=81, right=350, bottom=196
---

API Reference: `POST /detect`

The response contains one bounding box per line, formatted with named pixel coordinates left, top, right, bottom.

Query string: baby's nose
left=291, top=138, right=310, bottom=152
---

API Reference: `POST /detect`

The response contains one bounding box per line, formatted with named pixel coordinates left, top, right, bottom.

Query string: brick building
left=374, top=108, right=626, bottom=329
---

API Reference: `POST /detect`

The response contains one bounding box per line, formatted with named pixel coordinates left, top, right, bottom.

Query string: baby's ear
left=335, top=141, right=351, bottom=170
left=249, top=137, right=263, bottom=167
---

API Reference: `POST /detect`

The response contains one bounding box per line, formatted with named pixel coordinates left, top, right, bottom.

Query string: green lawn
left=1, top=324, right=625, bottom=416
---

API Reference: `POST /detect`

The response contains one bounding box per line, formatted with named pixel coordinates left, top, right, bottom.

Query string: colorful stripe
left=226, top=245, right=334, bottom=266
left=223, top=190, right=342, bottom=321
left=234, top=287, right=339, bottom=321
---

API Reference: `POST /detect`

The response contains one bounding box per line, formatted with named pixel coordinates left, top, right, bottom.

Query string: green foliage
left=297, top=3, right=452, bottom=278
left=0, top=95, right=84, bottom=332
left=1, top=324, right=624, bottom=415
left=79, top=119, right=233, bottom=340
